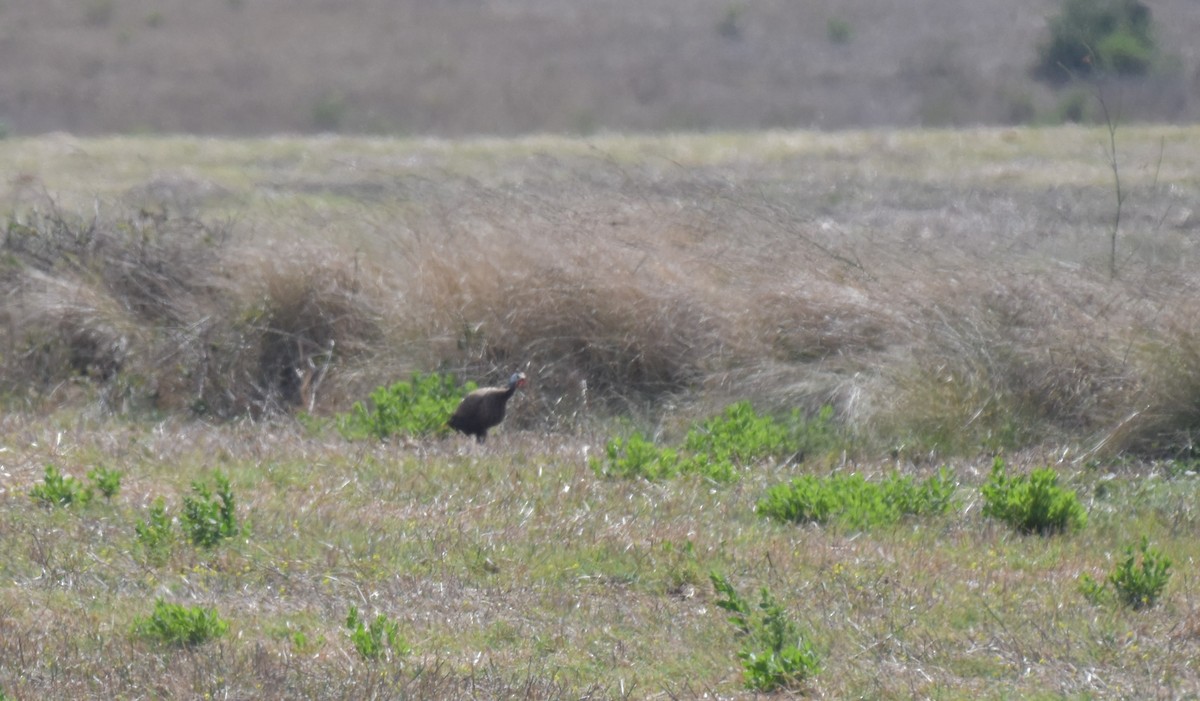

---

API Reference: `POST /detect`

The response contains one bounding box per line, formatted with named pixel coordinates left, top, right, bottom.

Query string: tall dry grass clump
left=1111, top=312, right=1200, bottom=458
left=401, top=222, right=730, bottom=425
left=1, top=207, right=221, bottom=409
left=225, top=246, right=384, bottom=415
left=859, top=259, right=1200, bottom=459
left=384, top=170, right=890, bottom=431
left=1, top=206, right=383, bottom=417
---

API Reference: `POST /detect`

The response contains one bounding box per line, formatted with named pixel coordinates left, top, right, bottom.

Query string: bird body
left=447, top=372, right=527, bottom=443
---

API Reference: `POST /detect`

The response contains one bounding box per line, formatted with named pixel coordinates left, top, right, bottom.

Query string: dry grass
left=2, top=125, right=1200, bottom=696
left=4, top=126, right=1200, bottom=457
left=0, top=206, right=383, bottom=418
left=1, top=417, right=1199, bottom=699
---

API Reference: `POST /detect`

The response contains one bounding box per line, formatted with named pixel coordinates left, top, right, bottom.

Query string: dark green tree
left=1035, top=0, right=1156, bottom=83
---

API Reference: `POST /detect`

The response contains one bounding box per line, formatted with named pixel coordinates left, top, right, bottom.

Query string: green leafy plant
left=685, top=401, right=801, bottom=463
left=132, top=598, right=228, bottom=647
left=1081, top=537, right=1172, bottom=609
left=757, top=468, right=956, bottom=530
left=346, top=605, right=409, bottom=661
left=134, top=497, right=176, bottom=565
left=981, top=459, right=1086, bottom=534
left=88, top=466, right=122, bottom=499
left=181, top=472, right=239, bottom=548
left=1078, top=570, right=1107, bottom=605
left=289, top=629, right=324, bottom=654
left=339, top=372, right=475, bottom=440
left=711, top=573, right=820, bottom=692
left=29, top=464, right=93, bottom=507
left=1035, top=0, right=1157, bottom=82
left=591, top=432, right=685, bottom=481
left=591, top=402, right=839, bottom=483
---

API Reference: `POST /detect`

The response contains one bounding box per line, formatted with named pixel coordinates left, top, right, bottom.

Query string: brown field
left=1, top=126, right=1200, bottom=699
left=2, top=0, right=1200, bottom=136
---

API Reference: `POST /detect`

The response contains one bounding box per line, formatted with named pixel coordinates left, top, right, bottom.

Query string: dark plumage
left=447, top=372, right=527, bottom=443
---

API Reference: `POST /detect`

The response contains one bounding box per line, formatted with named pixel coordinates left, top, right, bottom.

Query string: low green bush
left=591, top=432, right=689, bottom=481
left=132, top=599, right=228, bottom=647
left=711, top=572, right=820, bottom=692
left=1081, top=537, right=1171, bottom=609
left=30, top=464, right=125, bottom=507
left=29, top=465, right=93, bottom=507
left=758, top=468, right=956, bottom=530
left=981, top=459, right=1086, bottom=534
left=591, top=402, right=838, bottom=483
left=346, top=605, right=409, bottom=661
left=339, top=372, right=475, bottom=440
left=684, top=402, right=836, bottom=464
left=134, top=497, right=176, bottom=565
left=181, top=472, right=239, bottom=548
left=88, top=466, right=122, bottom=499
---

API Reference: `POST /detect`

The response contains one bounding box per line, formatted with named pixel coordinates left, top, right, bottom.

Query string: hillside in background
left=2, top=0, right=1199, bottom=137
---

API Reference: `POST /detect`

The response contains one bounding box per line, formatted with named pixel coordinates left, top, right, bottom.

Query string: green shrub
left=29, top=465, right=93, bottom=507
left=757, top=468, right=956, bottom=530
left=134, top=497, right=176, bottom=565
left=1035, top=0, right=1157, bottom=82
left=684, top=401, right=835, bottom=464
left=88, top=466, right=122, bottom=499
left=591, top=402, right=839, bottom=483
left=346, top=605, right=409, bottom=661
left=980, top=459, right=1086, bottom=534
left=132, top=599, right=228, bottom=647
left=1096, top=29, right=1155, bottom=74
left=591, top=431, right=687, bottom=481
left=711, top=573, right=820, bottom=692
left=181, top=472, right=239, bottom=548
left=1107, top=537, right=1171, bottom=608
left=339, top=372, right=474, bottom=441
left=29, top=464, right=124, bottom=507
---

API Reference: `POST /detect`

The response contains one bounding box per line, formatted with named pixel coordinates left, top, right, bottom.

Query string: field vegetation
left=2, top=125, right=1200, bottom=697
left=2, top=0, right=1200, bottom=136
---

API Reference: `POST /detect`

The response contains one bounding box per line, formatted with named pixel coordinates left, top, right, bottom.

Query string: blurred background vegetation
left=0, top=0, right=1196, bottom=138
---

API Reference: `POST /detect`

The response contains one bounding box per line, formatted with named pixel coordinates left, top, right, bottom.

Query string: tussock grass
left=873, top=272, right=1143, bottom=456
left=1, top=208, right=383, bottom=417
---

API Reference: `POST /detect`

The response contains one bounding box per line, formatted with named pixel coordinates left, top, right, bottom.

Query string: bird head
left=509, top=372, right=528, bottom=389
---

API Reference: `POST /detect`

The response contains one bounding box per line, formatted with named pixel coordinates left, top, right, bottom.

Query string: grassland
left=2, top=125, right=1200, bottom=698
left=3, top=0, right=1200, bottom=136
